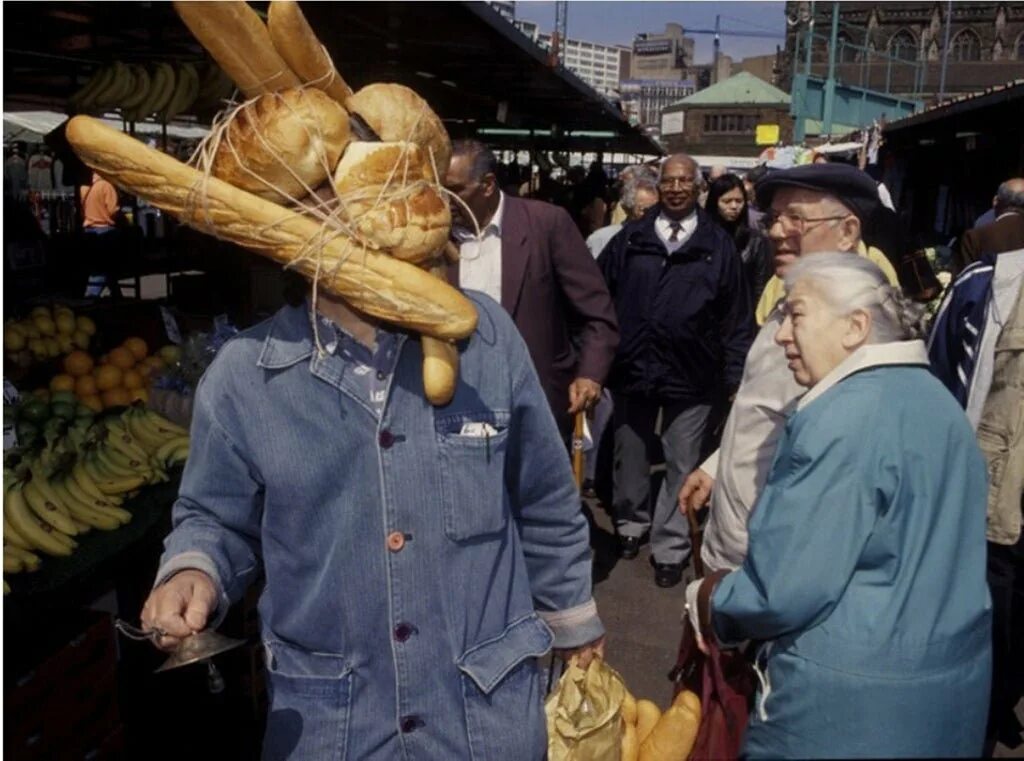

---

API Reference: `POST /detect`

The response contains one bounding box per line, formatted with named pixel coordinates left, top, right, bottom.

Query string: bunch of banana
left=3, top=475, right=78, bottom=559
left=122, top=405, right=190, bottom=470
left=69, top=60, right=206, bottom=123
left=194, top=61, right=236, bottom=111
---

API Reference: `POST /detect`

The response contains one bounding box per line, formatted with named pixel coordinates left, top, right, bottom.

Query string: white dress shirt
left=454, top=191, right=506, bottom=304
left=655, top=209, right=698, bottom=254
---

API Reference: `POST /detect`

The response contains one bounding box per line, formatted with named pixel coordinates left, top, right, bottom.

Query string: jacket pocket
left=457, top=614, right=553, bottom=761
left=435, top=410, right=511, bottom=541
left=262, top=639, right=353, bottom=761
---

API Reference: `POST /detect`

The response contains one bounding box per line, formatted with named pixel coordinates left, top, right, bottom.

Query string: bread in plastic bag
left=545, top=657, right=627, bottom=761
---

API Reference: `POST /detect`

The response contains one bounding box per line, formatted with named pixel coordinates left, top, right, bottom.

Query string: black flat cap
left=755, top=163, right=881, bottom=223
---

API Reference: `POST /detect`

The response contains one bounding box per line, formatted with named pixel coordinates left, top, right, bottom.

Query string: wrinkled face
left=631, top=187, right=659, bottom=220
left=765, top=188, right=859, bottom=277
left=717, top=187, right=746, bottom=223
left=444, top=153, right=497, bottom=230
left=658, top=159, right=698, bottom=218
left=774, top=280, right=857, bottom=387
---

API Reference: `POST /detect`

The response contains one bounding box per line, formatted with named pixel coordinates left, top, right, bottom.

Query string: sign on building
left=633, top=39, right=673, bottom=56
left=756, top=124, right=781, bottom=145
left=661, top=111, right=685, bottom=135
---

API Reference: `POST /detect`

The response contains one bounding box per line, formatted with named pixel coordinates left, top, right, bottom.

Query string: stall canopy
left=3, top=1, right=661, bottom=156
left=3, top=111, right=210, bottom=143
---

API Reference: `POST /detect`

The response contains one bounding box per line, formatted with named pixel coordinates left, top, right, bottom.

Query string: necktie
left=669, top=221, right=682, bottom=243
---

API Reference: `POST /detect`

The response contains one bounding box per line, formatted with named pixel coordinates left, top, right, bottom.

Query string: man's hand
left=568, top=378, right=601, bottom=414
left=555, top=635, right=606, bottom=669
left=678, top=468, right=714, bottom=517
left=140, top=569, right=217, bottom=652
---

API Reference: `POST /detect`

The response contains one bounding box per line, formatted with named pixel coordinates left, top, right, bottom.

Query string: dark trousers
left=988, top=532, right=1024, bottom=745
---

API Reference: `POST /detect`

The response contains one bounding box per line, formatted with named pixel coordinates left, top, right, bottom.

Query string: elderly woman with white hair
left=687, top=253, right=992, bottom=758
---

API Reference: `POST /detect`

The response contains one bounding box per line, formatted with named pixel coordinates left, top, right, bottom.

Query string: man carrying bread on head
left=98, top=5, right=610, bottom=757
left=444, top=140, right=620, bottom=441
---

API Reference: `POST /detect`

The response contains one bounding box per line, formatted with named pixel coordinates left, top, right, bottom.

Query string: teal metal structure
left=791, top=1, right=923, bottom=142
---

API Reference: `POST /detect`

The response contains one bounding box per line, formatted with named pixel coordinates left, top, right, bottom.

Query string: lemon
left=57, top=334, right=74, bottom=353
left=75, top=315, right=97, bottom=337
left=43, top=337, right=61, bottom=358
left=33, top=315, right=57, bottom=337
left=55, top=312, right=76, bottom=335
left=30, top=306, right=51, bottom=320
left=71, top=330, right=91, bottom=350
left=4, top=325, right=26, bottom=351
left=28, top=338, right=47, bottom=359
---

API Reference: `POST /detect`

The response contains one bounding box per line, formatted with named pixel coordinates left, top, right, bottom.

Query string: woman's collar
left=796, top=340, right=930, bottom=412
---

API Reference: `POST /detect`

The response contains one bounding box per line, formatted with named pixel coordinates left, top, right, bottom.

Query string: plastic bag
left=545, top=658, right=627, bottom=761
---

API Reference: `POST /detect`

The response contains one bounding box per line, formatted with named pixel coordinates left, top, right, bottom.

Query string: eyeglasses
left=764, top=210, right=849, bottom=234
left=658, top=176, right=697, bottom=190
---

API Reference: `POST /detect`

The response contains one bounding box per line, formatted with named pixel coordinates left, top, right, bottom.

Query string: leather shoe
left=618, top=535, right=640, bottom=560
left=653, top=562, right=684, bottom=588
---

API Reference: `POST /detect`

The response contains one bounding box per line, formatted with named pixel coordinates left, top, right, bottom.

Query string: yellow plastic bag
left=545, top=658, right=627, bottom=761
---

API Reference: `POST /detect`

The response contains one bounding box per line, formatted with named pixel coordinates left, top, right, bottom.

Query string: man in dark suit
left=444, top=140, right=619, bottom=439
left=955, top=178, right=1024, bottom=274
left=599, top=153, right=754, bottom=587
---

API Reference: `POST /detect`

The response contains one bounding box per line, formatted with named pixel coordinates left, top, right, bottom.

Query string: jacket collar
left=256, top=301, right=318, bottom=369
left=629, top=205, right=720, bottom=255
left=796, top=340, right=930, bottom=412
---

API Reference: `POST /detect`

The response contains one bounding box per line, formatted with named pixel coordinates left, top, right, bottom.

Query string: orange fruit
left=122, top=369, right=144, bottom=390
left=75, top=375, right=98, bottom=398
left=49, top=374, right=76, bottom=393
left=94, top=364, right=123, bottom=391
left=80, top=394, right=104, bottom=413
left=107, top=347, right=135, bottom=370
left=122, top=337, right=148, bottom=361
left=101, top=388, right=131, bottom=408
left=63, top=350, right=95, bottom=377
left=127, top=387, right=149, bottom=404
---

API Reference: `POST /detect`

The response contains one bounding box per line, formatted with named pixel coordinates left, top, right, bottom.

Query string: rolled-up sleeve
left=156, top=375, right=265, bottom=626
left=504, top=332, right=604, bottom=649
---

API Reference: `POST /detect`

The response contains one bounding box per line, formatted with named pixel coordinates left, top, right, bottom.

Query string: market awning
left=3, top=1, right=661, bottom=155
left=3, top=111, right=210, bottom=143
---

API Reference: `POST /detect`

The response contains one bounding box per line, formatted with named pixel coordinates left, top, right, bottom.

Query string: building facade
left=513, top=20, right=628, bottom=99
left=629, top=23, right=697, bottom=81
left=660, top=72, right=795, bottom=157
left=780, top=2, right=1024, bottom=103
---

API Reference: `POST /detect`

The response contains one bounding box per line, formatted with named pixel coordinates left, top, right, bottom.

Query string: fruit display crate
left=4, top=476, right=179, bottom=605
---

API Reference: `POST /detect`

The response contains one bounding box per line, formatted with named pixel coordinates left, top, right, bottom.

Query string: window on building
left=950, top=29, right=981, bottom=61
left=888, top=29, right=917, bottom=61
left=837, top=32, right=858, bottom=63
left=1017, top=34, right=1024, bottom=60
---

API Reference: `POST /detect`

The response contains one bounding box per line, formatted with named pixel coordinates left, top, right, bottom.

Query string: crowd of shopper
left=143, top=144, right=1023, bottom=758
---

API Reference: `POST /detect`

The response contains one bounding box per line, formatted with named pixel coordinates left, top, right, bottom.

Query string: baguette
left=421, top=262, right=460, bottom=406
left=65, top=116, right=476, bottom=340
left=267, top=0, right=353, bottom=105
left=173, top=1, right=302, bottom=97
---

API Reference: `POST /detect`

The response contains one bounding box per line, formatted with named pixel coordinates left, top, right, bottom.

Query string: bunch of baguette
left=66, top=0, right=468, bottom=405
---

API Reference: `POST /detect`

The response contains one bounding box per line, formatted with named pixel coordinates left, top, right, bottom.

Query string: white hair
left=783, top=253, right=927, bottom=342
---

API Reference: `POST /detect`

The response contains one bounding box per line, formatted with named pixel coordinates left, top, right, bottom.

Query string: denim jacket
left=156, top=293, right=602, bottom=760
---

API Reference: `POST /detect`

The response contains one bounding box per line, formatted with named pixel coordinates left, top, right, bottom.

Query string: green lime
left=49, top=401, right=76, bottom=421
left=74, top=403, right=95, bottom=420
left=15, top=420, right=39, bottom=443
left=20, top=399, right=49, bottom=424
left=49, top=390, right=76, bottom=406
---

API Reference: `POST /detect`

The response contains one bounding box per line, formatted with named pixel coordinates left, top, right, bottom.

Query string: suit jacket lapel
left=501, top=197, right=530, bottom=316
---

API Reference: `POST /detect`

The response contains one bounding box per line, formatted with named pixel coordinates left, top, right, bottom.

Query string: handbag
left=668, top=507, right=757, bottom=760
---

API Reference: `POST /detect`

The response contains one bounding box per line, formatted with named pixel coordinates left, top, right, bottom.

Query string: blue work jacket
left=712, top=348, right=992, bottom=758
left=157, top=294, right=602, bottom=760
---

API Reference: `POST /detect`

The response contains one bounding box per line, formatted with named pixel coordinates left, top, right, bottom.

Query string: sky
left=512, top=1, right=788, bottom=63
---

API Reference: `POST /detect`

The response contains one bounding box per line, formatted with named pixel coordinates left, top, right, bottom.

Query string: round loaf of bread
left=211, top=88, right=351, bottom=203
left=333, top=141, right=449, bottom=262
left=346, top=84, right=452, bottom=182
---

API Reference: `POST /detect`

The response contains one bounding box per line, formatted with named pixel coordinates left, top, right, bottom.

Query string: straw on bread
left=65, top=116, right=477, bottom=340
left=267, top=0, right=354, bottom=105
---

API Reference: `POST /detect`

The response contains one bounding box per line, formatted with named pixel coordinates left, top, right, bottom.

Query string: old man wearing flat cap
left=679, top=163, right=902, bottom=575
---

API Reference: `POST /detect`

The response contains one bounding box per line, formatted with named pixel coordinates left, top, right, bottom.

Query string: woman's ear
left=843, top=308, right=871, bottom=349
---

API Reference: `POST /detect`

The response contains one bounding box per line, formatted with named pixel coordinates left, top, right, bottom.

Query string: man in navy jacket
left=598, top=154, right=754, bottom=587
